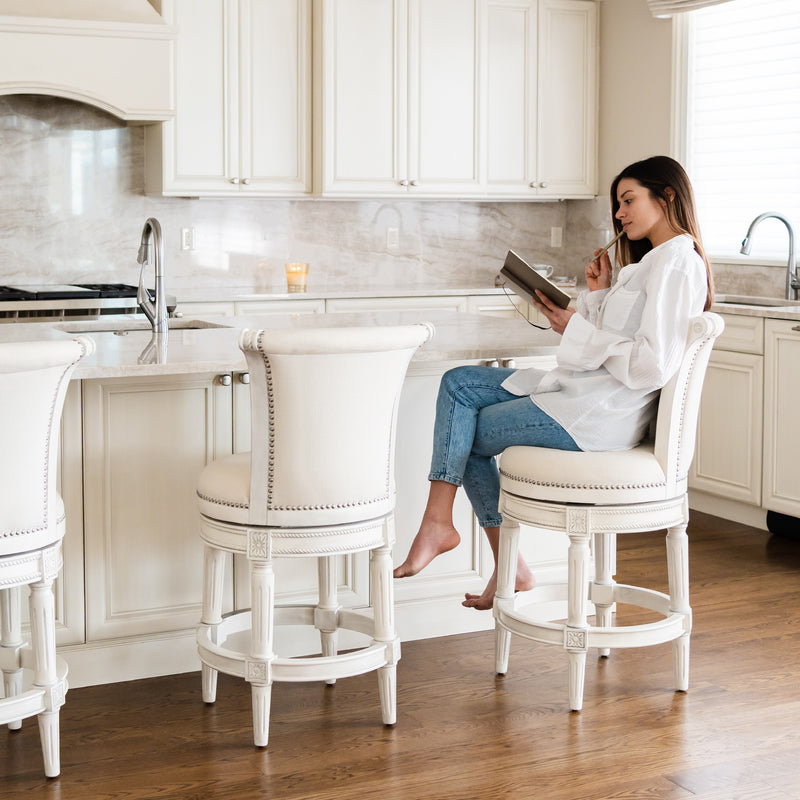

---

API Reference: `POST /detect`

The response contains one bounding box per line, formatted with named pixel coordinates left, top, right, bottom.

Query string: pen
left=587, top=229, right=625, bottom=265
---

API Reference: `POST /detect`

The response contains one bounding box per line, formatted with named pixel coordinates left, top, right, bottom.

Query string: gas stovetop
left=0, top=283, right=142, bottom=300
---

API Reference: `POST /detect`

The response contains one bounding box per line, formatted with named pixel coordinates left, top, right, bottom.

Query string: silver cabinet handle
left=242, top=178, right=251, bottom=185
left=538, top=181, right=549, bottom=189
left=529, top=181, right=537, bottom=189
left=238, top=372, right=250, bottom=384
left=410, top=179, right=419, bottom=186
left=218, top=374, right=232, bottom=386
left=501, top=358, right=516, bottom=368
left=399, top=179, right=409, bottom=187
left=229, top=177, right=239, bottom=185
left=485, top=359, right=500, bottom=368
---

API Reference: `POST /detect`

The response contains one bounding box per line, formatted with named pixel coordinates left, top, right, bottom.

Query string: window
left=684, top=0, right=800, bottom=260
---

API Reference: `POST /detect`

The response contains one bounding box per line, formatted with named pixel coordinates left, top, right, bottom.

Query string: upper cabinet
left=144, top=0, right=596, bottom=199
left=484, top=0, right=597, bottom=198
left=145, top=0, right=312, bottom=196
left=314, top=0, right=597, bottom=199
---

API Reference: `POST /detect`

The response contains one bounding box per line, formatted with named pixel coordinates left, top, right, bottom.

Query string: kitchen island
left=4, top=311, right=563, bottom=688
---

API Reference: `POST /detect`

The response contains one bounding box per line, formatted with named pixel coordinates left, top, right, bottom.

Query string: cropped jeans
left=428, top=365, right=580, bottom=528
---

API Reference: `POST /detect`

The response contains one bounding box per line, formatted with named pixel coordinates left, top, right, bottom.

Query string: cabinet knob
left=539, top=181, right=549, bottom=189
left=399, top=179, right=409, bottom=187
left=229, top=177, right=240, bottom=185
left=793, top=325, right=800, bottom=332
left=410, top=180, right=419, bottom=187
left=238, top=372, right=250, bottom=384
left=529, top=181, right=537, bottom=189
left=242, top=178, right=251, bottom=185
left=218, top=374, right=232, bottom=386
left=485, top=359, right=500, bottom=368
left=501, top=358, right=516, bottom=369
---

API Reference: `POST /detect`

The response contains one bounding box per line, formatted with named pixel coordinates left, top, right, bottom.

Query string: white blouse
left=501, top=234, right=708, bottom=451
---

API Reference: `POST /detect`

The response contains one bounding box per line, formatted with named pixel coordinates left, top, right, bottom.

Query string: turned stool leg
left=592, top=532, right=617, bottom=657
left=29, top=579, right=62, bottom=778
left=1, top=586, right=23, bottom=731
left=200, top=545, right=228, bottom=704
left=317, top=555, right=339, bottom=686
left=494, top=519, right=520, bottom=675
left=372, top=538, right=398, bottom=726
left=667, top=523, right=691, bottom=692
left=249, top=559, right=275, bottom=747
left=566, top=530, right=591, bottom=712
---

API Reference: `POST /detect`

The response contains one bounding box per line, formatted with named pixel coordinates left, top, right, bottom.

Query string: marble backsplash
left=0, top=95, right=614, bottom=293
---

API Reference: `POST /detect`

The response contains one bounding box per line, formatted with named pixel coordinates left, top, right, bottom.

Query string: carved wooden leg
left=200, top=545, right=227, bottom=704
left=372, top=539, right=398, bottom=726
left=317, top=555, right=339, bottom=686
left=566, top=529, right=591, bottom=711
left=667, top=523, right=691, bottom=692
left=494, top=518, right=520, bottom=675
left=1, top=586, right=23, bottom=731
left=249, top=559, right=275, bottom=747
left=29, top=578, right=62, bottom=778
left=592, top=532, right=616, bottom=657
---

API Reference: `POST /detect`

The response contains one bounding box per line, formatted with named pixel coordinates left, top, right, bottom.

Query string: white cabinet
left=235, top=298, right=325, bottom=315
left=145, top=0, right=311, bottom=196
left=314, top=0, right=481, bottom=197
left=763, top=319, right=800, bottom=516
left=689, top=314, right=763, bottom=505
left=177, top=301, right=237, bottom=318
left=326, top=296, right=469, bottom=314
left=315, top=0, right=597, bottom=198
left=483, top=0, right=598, bottom=198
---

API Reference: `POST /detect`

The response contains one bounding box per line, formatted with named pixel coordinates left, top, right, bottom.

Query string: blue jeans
left=428, top=365, right=580, bottom=528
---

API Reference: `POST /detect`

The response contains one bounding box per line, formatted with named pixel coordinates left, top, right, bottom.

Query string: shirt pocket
left=600, top=287, right=640, bottom=333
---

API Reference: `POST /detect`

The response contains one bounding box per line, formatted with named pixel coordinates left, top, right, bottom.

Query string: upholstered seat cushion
left=197, top=453, right=252, bottom=525
left=499, top=441, right=679, bottom=505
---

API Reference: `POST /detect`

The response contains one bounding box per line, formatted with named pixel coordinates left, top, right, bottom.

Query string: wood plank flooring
left=3, top=511, right=800, bottom=800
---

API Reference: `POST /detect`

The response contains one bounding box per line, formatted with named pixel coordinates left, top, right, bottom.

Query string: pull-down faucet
left=740, top=212, right=799, bottom=301
left=137, top=217, right=169, bottom=333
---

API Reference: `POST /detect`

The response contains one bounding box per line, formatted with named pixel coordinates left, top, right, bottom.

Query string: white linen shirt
left=501, top=234, right=708, bottom=451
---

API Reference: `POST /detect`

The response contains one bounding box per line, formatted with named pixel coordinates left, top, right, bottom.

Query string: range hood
left=0, top=0, right=175, bottom=122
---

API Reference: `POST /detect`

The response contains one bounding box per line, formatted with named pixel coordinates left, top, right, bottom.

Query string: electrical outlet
left=181, top=227, right=195, bottom=251
left=550, top=227, right=563, bottom=248
left=387, top=227, right=400, bottom=250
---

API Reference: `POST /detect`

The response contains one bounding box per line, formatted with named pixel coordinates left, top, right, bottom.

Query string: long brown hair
left=610, top=156, right=714, bottom=310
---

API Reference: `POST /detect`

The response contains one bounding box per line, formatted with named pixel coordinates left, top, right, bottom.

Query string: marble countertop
left=0, top=311, right=561, bottom=380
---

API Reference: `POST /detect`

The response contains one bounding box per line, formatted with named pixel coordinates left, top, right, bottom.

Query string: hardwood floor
left=3, top=511, right=800, bottom=800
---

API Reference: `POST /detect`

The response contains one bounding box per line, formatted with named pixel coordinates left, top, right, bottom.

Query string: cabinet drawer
left=716, top=314, right=764, bottom=354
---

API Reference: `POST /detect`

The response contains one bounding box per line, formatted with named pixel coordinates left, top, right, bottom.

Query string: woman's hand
left=532, top=291, right=575, bottom=335
left=585, top=249, right=612, bottom=292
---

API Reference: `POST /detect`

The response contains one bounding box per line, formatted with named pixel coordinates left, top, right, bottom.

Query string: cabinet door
left=536, top=0, right=597, bottom=197
left=763, top=320, right=800, bottom=515
left=483, top=0, right=537, bottom=196
left=241, top=0, right=312, bottom=193
left=326, top=296, right=469, bottom=313
left=235, top=298, right=325, bottom=315
left=82, top=373, right=234, bottom=640
left=315, top=0, right=407, bottom=195
left=466, top=293, right=528, bottom=319
left=145, top=0, right=234, bottom=195
left=689, top=350, right=763, bottom=506
left=407, top=0, right=481, bottom=195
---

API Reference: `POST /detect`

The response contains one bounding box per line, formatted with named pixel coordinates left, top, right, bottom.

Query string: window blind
left=686, top=0, right=800, bottom=260
left=647, top=0, right=734, bottom=18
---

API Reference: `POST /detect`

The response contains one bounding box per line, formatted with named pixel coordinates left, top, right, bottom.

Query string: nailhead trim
left=499, top=470, right=666, bottom=491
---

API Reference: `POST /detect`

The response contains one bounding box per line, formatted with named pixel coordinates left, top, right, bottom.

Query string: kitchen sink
left=713, top=295, right=800, bottom=309
left=55, top=319, right=234, bottom=334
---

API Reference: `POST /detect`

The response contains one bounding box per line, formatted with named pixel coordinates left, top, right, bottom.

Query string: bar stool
left=493, top=313, right=724, bottom=710
left=0, top=335, right=94, bottom=777
left=196, top=323, right=433, bottom=746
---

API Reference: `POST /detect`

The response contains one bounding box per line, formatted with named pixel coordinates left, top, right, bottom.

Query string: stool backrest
left=0, top=336, right=94, bottom=556
left=239, top=324, right=433, bottom=527
left=653, top=312, right=724, bottom=496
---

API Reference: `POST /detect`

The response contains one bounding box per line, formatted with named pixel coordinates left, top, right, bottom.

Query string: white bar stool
left=493, top=313, right=724, bottom=710
left=195, top=324, right=433, bottom=747
left=0, top=336, right=94, bottom=777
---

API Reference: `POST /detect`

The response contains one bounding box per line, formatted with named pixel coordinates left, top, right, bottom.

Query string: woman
left=393, top=155, right=715, bottom=610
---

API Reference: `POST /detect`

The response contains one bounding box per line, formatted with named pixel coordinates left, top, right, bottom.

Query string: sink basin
left=55, top=319, right=233, bottom=334
left=714, top=295, right=800, bottom=309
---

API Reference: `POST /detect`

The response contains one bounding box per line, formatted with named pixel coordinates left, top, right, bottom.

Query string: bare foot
left=393, top=521, right=461, bottom=578
left=462, top=561, right=536, bottom=610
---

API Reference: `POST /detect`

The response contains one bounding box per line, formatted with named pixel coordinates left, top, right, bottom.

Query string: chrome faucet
left=740, top=212, right=799, bottom=301
left=136, top=217, right=169, bottom=333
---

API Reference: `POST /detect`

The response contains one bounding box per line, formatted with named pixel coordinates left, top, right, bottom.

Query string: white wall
left=598, top=0, right=674, bottom=191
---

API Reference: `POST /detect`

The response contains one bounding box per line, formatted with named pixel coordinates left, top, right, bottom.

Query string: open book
left=500, top=250, right=571, bottom=309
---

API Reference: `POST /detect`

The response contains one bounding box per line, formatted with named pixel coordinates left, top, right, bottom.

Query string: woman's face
left=615, top=178, right=672, bottom=246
